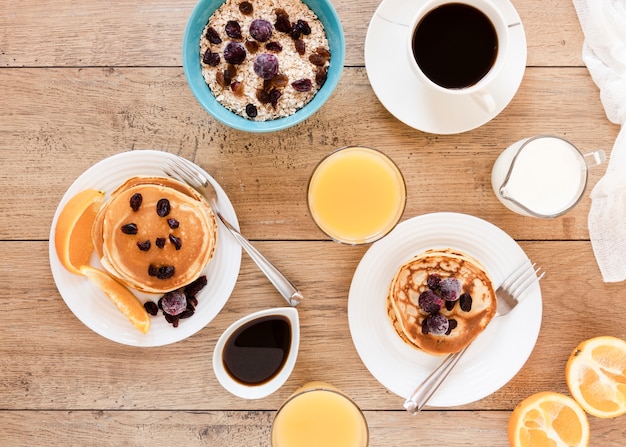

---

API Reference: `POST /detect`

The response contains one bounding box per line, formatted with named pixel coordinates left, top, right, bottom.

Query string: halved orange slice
left=54, top=188, right=105, bottom=275
left=80, top=265, right=150, bottom=334
left=508, top=391, right=590, bottom=447
left=566, top=335, right=626, bottom=418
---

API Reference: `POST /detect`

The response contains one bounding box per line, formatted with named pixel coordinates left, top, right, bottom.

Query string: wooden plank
left=0, top=409, right=624, bottom=447
left=0, top=67, right=618, bottom=241
left=1, top=240, right=625, bottom=411
left=0, top=0, right=583, bottom=68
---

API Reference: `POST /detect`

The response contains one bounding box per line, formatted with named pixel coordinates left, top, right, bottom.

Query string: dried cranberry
left=205, top=26, right=222, bottom=44
left=156, top=198, right=170, bottom=217
left=167, top=218, right=179, bottom=229
left=155, top=237, right=166, bottom=249
left=225, top=20, right=242, bottom=39
left=121, top=223, right=138, bottom=235
left=202, top=49, right=220, bottom=66
left=169, top=234, right=182, bottom=250
left=130, top=193, right=142, bottom=212
left=238, top=1, right=253, bottom=14
left=137, top=240, right=151, bottom=251
left=291, top=78, right=312, bottom=92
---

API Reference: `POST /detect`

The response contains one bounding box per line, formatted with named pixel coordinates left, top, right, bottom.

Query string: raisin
left=155, top=237, right=166, bottom=249
left=169, top=234, right=182, bottom=250
left=427, top=274, right=441, bottom=290
left=148, top=264, right=158, bottom=277
left=238, top=1, right=253, bottom=14
left=223, top=42, right=246, bottom=65
left=268, top=88, right=282, bottom=108
left=256, top=88, right=270, bottom=104
left=185, top=275, right=208, bottom=298
left=144, top=301, right=159, bottom=316
left=167, top=218, right=179, bottom=229
left=309, top=53, right=326, bottom=67
left=445, top=319, right=458, bottom=336
left=445, top=299, right=456, bottom=311
left=315, top=67, right=327, bottom=86
left=137, top=240, right=151, bottom=251
left=290, top=25, right=301, bottom=40
left=296, top=19, right=311, bottom=35
left=291, top=78, right=312, bottom=92
left=121, top=223, right=138, bottom=235
left=459, top=293, right=473, bottom=312
left=156, top=198, right=170, bottom=217
left=179, top=308, right=195, bottom=319
left=265, top=41, right=282, bottom=52
left=245, top=39, right=259, bottom=53
left=231, top=81, right=244, bottom=96
left=274, top=10, right=292, bottom=33
left=205, top=26, right=222, bottom=44
left=270, top=73, right=289, bottom=88
left=164, top=312, right=180, bottom=327
left=157, top=265, right=175, bottom=280
left=225, top=20, right=242, bottom=39
left=130, top=193, right=142, bottom=212
left=315, top=47, right=331, bottom=59
left=294, top=39, right=306, bottom=55
left=245, top=103, right=258, bottom=118
left=421, top=318, right=429, bottom=335
left=202, top=49, right=220, bottom=66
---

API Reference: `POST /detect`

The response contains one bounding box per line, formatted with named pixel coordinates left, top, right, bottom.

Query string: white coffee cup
left=408, top=0, right=511, bottom=112
left=491, top=136, right=606, bottom=218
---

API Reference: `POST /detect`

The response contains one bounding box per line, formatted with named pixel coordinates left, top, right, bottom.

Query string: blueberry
left=426, top=314, right=449, bottom=335
left=253, top=53, right=279, bottom=79
left=418, top=289, right=443, bottom=314
left=161, top=289, right=187, bottom=316
left=249, top=19, right=273, bottom=42
left=440, top=277, right=462, bottom=301
left=223, top=42, right=246, bottom=65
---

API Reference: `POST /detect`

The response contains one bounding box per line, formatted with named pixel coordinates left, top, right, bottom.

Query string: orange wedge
left=566, top=336, right=626, bottom=418
left=54, top=188, right=105, bottom=275
left=80, top=265, right=150, bottom=334
left=508, top=391, right=590, bottom=447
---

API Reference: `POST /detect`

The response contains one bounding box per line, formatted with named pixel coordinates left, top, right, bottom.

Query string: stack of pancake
left=387, top=248, right=496, bottom=355
left=91, top=176, right=218, bottom=294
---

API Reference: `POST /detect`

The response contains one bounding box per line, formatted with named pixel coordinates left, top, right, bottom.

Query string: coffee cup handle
left=472, top=89, right=496, bottom=113
left=583, top=149, right=606, bottom=168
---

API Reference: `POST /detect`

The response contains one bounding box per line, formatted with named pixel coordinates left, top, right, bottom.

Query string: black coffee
left=412, top=3, right=498, bottom=89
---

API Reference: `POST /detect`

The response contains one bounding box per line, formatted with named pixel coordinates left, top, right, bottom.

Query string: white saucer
left=365, top=0, right=527, bottom=134
left=348, top=213, right=542, bottom=407
left=49, top=150, right=242, bottom=347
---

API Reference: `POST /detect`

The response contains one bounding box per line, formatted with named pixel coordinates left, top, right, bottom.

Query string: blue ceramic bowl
left=183, top=0, right=345, bottom=133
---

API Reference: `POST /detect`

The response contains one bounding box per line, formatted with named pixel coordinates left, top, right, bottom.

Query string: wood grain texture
left=1, top=0, right=626, bottom=444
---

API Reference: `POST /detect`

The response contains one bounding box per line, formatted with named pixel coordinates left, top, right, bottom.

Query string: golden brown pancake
left=92, top=176, right=217, bottom=293
left=387, top=248, right=496, bottom=355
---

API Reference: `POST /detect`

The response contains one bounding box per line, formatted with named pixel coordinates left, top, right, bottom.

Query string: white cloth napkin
left=573, top=0, right=626, bottom=282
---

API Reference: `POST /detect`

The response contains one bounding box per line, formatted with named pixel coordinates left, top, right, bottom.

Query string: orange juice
left=271, top=382, right=369, bottom=447
left=307, top=146, right=406, bottom=244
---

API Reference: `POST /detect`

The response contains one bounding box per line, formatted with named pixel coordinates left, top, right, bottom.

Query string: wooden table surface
left=2, top=0, right=625, bottom=445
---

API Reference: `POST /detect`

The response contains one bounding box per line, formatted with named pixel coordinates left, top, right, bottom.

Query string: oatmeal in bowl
left=183, top=0, right=345, bottom=132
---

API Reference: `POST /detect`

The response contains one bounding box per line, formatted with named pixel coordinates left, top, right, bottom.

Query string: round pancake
left=93, top=176, right=217, bottom=293
left=387, top=248, right=496, bottom=355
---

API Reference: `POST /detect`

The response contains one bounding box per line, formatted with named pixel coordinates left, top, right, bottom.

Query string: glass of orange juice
left=271, top=381, right=369, bottom=447
left=307, top=146, right=406, bottom=245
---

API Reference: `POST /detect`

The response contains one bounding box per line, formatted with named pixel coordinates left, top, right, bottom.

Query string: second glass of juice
left=307, top=146, right=406, bottom=245
left=271, top=382, right=369, bottom=447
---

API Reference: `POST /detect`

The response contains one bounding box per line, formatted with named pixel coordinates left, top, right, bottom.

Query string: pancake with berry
left=92, top=176, right=218, bottom=294
left=386, top=248, right=496, bottom=355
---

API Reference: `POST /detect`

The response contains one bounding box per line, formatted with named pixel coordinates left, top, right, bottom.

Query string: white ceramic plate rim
left=49, top=150, right=242, bottom=347
left=364, top=0, right=527, bottom=134
left=348, top=212, right=542, bottom=407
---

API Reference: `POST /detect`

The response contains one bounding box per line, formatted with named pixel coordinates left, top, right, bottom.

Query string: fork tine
left=164, top=159, right=203, bottom=189
left=509, top=265, right=544, bottom=299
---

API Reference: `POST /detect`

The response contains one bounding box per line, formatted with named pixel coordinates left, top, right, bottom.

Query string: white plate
left=364, top=0, right=527, bottom=134
left=348, top=213, right=542, bottom=407
left=49, top=150, right=242, bottom=347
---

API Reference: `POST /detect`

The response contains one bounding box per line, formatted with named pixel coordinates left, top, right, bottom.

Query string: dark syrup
left=412, top=3, right=498, bottom=89
left=222, top=315, right=292, bottom=385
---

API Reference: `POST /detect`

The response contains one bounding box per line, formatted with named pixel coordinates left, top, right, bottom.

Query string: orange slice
left=80, top=265, right=150, bottom=334
left=566, top=336, right=626, bottom=418
left=508, top=391, right=590, bottom=447
left=54, top=188, right=105, bottom=275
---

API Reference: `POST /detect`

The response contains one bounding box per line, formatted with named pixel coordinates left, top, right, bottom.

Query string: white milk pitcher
left=491, top=136, right=606, bottom=218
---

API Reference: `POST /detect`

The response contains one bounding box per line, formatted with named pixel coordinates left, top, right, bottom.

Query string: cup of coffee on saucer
left=491, top=135, right=606, bottom=218
left=212, top=307, right=300, bottom=399
left=409, top=0, right=512, bottom=113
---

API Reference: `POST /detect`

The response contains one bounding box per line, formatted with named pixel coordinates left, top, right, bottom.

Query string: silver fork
left=163, top=156, right=303, bottom=307
left=403, top=262, right=544, bottom=415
